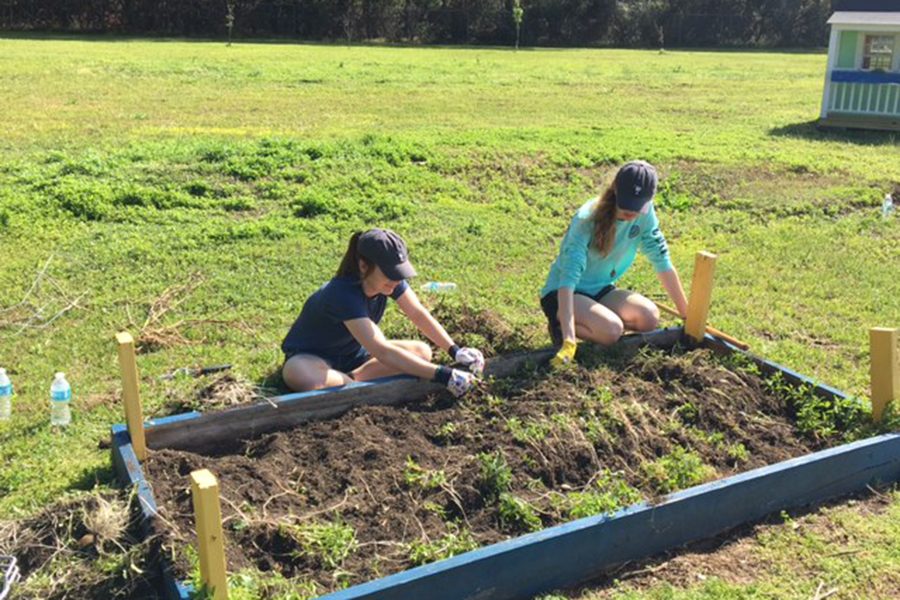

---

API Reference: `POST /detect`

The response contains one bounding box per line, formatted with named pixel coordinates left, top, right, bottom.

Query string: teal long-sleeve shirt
left=541, top=198, right=673, bottom=298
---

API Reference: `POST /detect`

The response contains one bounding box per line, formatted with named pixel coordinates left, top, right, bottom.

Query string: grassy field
left=0, top=36, right=898, bottom=598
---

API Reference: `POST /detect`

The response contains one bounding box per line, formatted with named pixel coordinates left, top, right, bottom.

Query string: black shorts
left=540, top=285, right=616, bottom=346
left=284, top=345, right=372, bottom=374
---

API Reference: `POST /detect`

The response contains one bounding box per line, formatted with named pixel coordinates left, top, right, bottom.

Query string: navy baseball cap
left=615, top=160, right=658, bottom=213
left=357, top=229, right=417, bottom=280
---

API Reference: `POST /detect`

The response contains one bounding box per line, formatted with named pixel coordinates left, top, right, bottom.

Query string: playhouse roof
left=828, top=11, right=900, bottom=25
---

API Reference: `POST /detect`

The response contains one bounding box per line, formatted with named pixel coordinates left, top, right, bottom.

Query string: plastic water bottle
left=50, top=372, right=72, bottom=427
left=419, top=281, right=458, bottom=293
left=882, top=193, right=895, bottom=219
left=0, top=368, right=12, bottom=421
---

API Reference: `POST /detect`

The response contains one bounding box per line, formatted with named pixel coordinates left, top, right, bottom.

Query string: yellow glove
left=550, top=340, right=578, bottom=369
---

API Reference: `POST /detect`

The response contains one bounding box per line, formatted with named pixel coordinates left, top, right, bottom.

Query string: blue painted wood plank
left=146, top=410, right=202, bottom=428
left=111, top=425, right=158, bottom=519
left=111, top=425, right=192, bottom=600
left=702, top=334, right=855, bottom=403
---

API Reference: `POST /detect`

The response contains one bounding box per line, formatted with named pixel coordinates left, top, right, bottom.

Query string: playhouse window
left=862, top=35, right=895, bottom=71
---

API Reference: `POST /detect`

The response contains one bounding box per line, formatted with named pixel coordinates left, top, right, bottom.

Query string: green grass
left=0, top=37, right=898, bottom=595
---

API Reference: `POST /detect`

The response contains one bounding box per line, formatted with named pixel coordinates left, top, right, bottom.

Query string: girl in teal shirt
left=541, top=161, right=690, bottom=366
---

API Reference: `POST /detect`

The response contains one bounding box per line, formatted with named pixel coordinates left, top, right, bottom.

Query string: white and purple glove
left=434, top=365, right=476, bottom=398
left=454, top=347, right=485, bottom=376
left=447, top=369, right=475, bottom=398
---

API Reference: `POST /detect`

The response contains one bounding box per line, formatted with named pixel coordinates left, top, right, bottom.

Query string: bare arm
left=557, top=286, right=577, bottom=343
left=657, top=268, right=689, bottom=318
left=344, top=317, right=440, bottom=380
left=395, top=288, right=456, bottom=353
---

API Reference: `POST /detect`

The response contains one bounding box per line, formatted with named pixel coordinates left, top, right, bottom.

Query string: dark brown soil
left=144, top=347, right=833, bottom=595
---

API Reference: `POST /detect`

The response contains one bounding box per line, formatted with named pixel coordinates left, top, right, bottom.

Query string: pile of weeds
left=0, top=490, right=160, bottom=599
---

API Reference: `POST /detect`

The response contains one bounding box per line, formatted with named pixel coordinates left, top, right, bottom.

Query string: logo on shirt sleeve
left=628, top=224, right=641, bottom=239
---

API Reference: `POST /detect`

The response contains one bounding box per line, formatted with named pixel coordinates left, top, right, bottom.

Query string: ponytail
left=591, top=185, right=618, bottom=257
left=335, top=231, right=373, bottom=278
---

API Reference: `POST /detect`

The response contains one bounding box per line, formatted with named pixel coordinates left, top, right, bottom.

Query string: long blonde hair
left=591, top=184, right=618, bottom=257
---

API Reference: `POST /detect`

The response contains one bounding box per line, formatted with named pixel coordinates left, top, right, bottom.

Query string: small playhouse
left=820, top=0, right=900, bottom=131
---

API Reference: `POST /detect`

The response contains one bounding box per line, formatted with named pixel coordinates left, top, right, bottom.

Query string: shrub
left=642, top=446, right=716, bottom=494
left=403, top=456, right=447, bottom=491
left=208, top=222, right=288, bottom=243
left=114, top=185, right=202, bottom=210
left=407, top=525, right=478, bottom=566
left=765, top=372, right=867, bottom=439
left=292, top=192, right=338, bottom=218
left=477, top=450, right=512, bottom=501
left=282, top=519, right=357, bottom=570
left=53, top=179, right=113, bottom=221
left=506, top=417, right=552, bottom=444
left=498, top=493, right=542, bottom=532
left=559, top=470, right=642, bottom=519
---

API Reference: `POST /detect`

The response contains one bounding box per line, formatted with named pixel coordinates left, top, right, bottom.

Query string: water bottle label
left=0, top=384, right=11, bottom=396
left=51, top=389, right=71, bottom=402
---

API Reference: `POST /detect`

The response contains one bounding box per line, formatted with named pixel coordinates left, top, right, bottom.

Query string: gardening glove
left=447, top=369, right=476, bottom=398
left=550, top=339, right=578, bottom=369
left=454, top=347, right=485, bottom=376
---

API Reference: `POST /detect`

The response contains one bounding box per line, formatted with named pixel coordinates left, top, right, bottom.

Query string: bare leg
left=572, top=293, right=625, bottom=346
left=282, top=354, right=353, bottom=392
left=598, top=289, right=660, bottom=332
left=351, top=340, right=433, bottom=381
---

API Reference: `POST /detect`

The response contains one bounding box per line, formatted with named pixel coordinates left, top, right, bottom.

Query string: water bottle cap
left=54, top=372, right=65, bottom=380
left=0, top=368, right=6, bottom=376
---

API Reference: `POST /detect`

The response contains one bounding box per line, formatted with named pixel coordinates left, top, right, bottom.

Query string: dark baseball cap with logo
left=357, top=228, right=417, bottom=281
left=615, top=160, right=658, bottom=214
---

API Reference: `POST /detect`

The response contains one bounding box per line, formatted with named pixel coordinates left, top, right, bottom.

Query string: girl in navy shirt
left=282, top=228, right=483, bottom=396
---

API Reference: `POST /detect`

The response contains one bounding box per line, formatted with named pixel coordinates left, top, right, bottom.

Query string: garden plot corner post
left=685, top=251, right=717, bottom=344
left=116, top=331, right=146, bottom=461
left=870, top=327, right=899, bottom=423
left=190, top=469, right=229, bottom=600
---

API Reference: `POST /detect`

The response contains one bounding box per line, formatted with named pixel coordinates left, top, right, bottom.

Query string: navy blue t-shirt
left=281, top=276, right=409, bottom=359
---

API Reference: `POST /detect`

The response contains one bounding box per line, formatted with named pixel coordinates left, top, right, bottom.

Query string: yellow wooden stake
left=685, top=251, right=718, bottom=344
left=116, top=331, right=146, bottom=461
left=870, top=327, right=899, bottom=423
left=191, top=469, right=229, bottom=600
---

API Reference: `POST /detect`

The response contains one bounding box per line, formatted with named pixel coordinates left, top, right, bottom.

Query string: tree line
left=1, top=1, right=836, bottom=47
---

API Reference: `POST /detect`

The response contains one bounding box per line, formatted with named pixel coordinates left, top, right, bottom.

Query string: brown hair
left=591, top=184, right=618, bottom=257
left=335, top=231, right=373, bottom=278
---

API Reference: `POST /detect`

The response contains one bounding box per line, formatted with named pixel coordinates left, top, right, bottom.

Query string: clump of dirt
left=0, top=491, right=161, bottom=599
left=145, top=346, right=843, bottom=595
left=427, top=301, right=532, bottom=357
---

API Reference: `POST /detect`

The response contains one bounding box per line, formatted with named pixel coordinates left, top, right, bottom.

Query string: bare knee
left=282, top=359, right=328, bottom=392
left=591, top=318, right=625, bottom=346
left=630, top=305, right=660, bottom=332
left=410, top=341, right=433, bottom=361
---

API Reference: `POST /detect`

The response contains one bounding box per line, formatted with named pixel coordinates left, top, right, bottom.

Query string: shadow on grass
left=70, top=462, right=116, bottom=492
left=769, top=119, right=899, bottom=146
